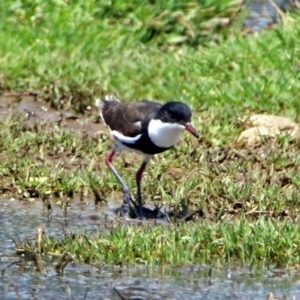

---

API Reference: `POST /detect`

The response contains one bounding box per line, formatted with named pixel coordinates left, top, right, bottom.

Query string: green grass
left=0, top=0, right=242, bottom=105
left=1, top=0, right=300, bottom=269
left=1, top=0, right=299, bottom=118
left=16, top=217, right=300, bottom=269
left=3, top=107, right=300, bottom=269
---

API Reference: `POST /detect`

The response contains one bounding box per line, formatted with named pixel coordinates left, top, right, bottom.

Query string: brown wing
left=98, top=99, right=162, bottom=137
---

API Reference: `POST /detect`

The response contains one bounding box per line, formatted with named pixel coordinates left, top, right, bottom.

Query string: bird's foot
left=137, top=206, right=145, bottom=220
left=119, top=192, right=146, bottom=220
left=119, top=192, right=132, bottom=217
left=129, top=197, right=144, bottom=219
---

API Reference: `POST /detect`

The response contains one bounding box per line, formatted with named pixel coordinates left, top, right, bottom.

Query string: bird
left=95, top=96, right=199, bottom=219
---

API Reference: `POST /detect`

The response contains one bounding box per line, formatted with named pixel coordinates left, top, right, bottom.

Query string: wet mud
left=0, top=92, right=103, bottom=136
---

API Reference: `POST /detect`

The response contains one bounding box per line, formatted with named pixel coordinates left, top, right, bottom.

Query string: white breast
left=148, top=119, right=185, bottom=148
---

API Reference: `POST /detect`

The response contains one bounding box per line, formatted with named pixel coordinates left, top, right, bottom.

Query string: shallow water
left=0, top=199, right=300, bottom=300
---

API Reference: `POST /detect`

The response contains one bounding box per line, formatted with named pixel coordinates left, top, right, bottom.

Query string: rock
left=238, top=114, right=299, bottom=146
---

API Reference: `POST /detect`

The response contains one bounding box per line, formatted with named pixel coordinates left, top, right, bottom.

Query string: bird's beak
left=185, top=122, right=199, bottom=138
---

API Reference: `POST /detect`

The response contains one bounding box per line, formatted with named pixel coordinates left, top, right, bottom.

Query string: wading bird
left=95, top=96, right=198, bottom=219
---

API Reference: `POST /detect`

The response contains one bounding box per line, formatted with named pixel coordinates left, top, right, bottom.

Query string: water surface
left=0, top=199, right=299, bottom=299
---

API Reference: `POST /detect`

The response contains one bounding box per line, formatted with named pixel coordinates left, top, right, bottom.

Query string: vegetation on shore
left=16, top=217, right=300, bottom=271
left=1, top=0, right=300, bottom=269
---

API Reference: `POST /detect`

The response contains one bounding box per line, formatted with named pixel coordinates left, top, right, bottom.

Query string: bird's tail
left=95, top=98, right=106, bottom=124
left=95, top=95, right=119, bottom=124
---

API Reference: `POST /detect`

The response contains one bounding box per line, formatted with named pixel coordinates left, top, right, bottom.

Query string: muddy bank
left=0, top=92, right=102, bottom=137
